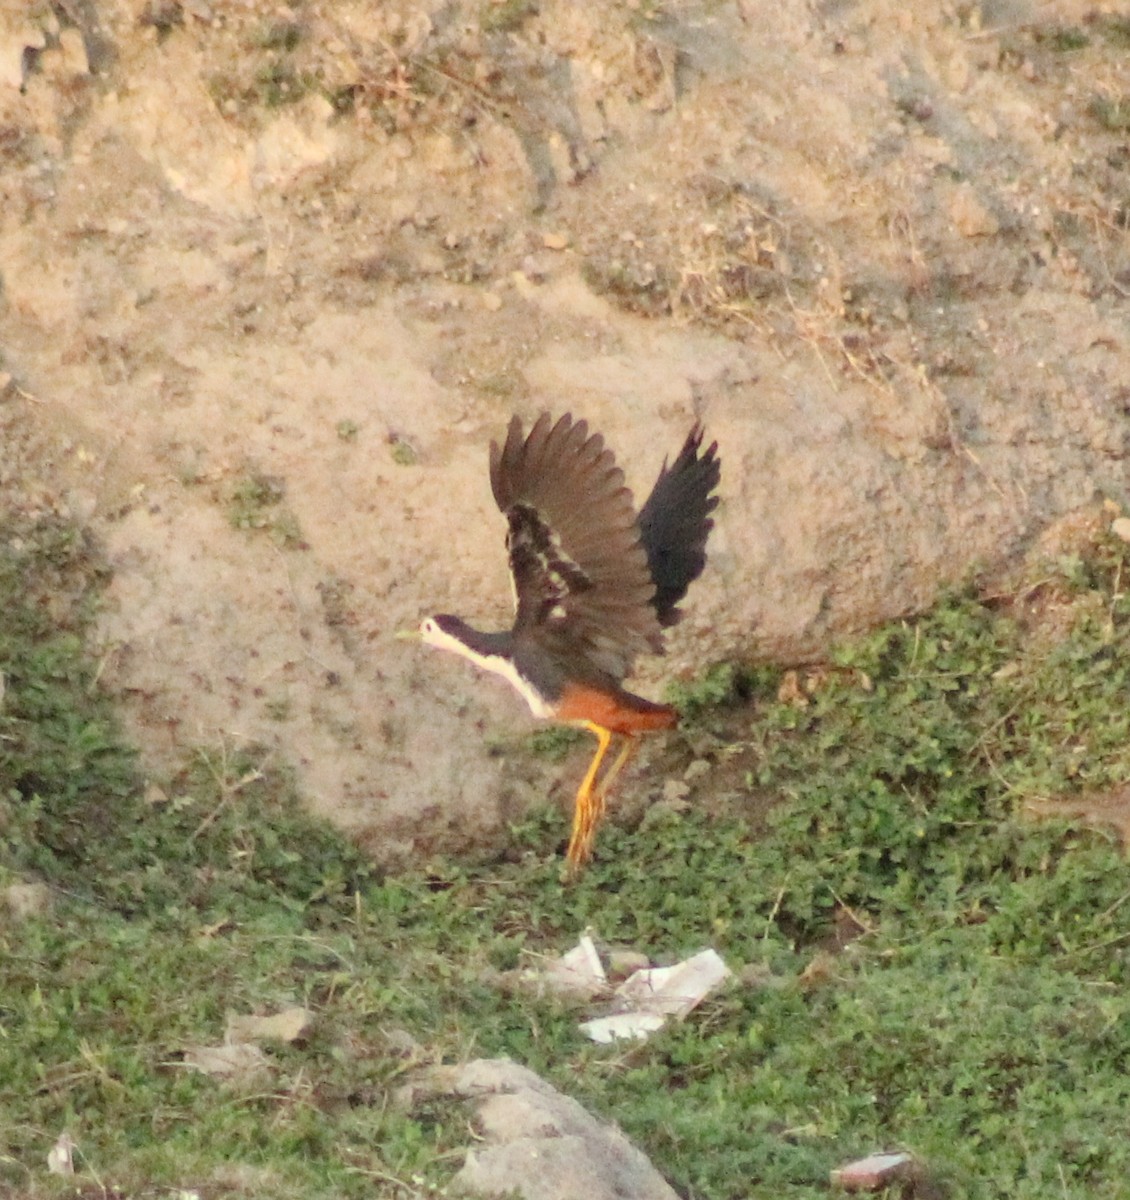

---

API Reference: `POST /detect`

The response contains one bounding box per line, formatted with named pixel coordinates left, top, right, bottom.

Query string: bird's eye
left=421, top=617, right=438, bottom=636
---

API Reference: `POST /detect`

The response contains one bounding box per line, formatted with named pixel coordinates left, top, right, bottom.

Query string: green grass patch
left=525, top=724, right=585, bottom=761
left=227, top=472, right=304, bottom=548
left=1090, top=94, right=1130, bottom=131
left=5, top=516, right=1130, bottom=1197
left=1038, top=26, right=1089, bottom=51
left=666, top=659, right=764, bottom=720
left=479, top=0, right=538, bottom=34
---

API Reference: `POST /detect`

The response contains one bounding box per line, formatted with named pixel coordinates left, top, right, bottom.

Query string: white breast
left=419, top=620, right=555, bottom=719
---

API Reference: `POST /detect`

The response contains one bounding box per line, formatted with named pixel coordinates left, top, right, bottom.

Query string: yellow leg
left=566, top=722, right=613, bottom=870
left=595, top=735, right=638, bottom=807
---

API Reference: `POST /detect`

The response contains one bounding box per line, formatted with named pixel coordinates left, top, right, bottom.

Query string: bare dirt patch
left=1, top=0, right=1127, bottom=858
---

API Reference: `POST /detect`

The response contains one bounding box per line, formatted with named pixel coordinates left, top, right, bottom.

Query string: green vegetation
left=580, top=256, right=677, bottom=317
left=665, top=659, right=758, bottom=720
left=5, top=515, right=1130, bottom=1197
left=388, top=437, right=418, bottom=467
left=479, top=0, right=539, bottom=35
left=1040, top=26, right=1089, bottom=51
left=254, top=61, right=310, bottom=108
left=1099, top=15, right=1130, bottom=48
left=259, top=20, right=303, bottom=54
left=1090, top=95, right=1130, bottom=132
left=525, top=724, right=585, bottom=761
left=227, top=472, right=305, bottom=548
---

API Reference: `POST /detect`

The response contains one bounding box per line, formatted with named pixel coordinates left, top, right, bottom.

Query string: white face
left=418, top=616, right=449, bottom=650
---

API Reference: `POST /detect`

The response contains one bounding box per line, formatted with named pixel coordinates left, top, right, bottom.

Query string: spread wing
left=490, top=412, right=663, bottom=680
left=637, top=423, right=721, bottom=627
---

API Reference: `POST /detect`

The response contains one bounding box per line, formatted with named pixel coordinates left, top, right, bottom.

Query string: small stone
left=47, top=1133, right=75, bottom=1176
left=1111, top=517, right=1130, bottom=544
left=383, top=1027, right=423, bottom=1057
left=0, top=24, right=47, bottom=89
left=944, top=53, right=970, bottom=93
left=481, top=291, right=502, bottom=311
left=4, top=882, right=53, bottom=920
left=737, top=961, right=779, bottom=988
left=226, top=1006, right=314, bottom=1045
left=950, top=183, right=999, bottom=238
left=542, top=231, right=570, bottom=250
left=520, top=254, right=546, bottom=281
left=511, top=270, right=537, bottom=299
left=182, top=0, right=214, bottom=21
left=57, top=28, right=89, bottom=76
left=182, top=1041, right=270, bottom=1084
left=662, top=778, right=689, bottom=803
left=831, top=1151, right=916, bottom=1191
left=683, top=758, right=710, bottom=782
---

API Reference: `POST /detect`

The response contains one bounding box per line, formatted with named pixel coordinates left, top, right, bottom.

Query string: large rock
left=450, top=1059, right=679, bottom=1200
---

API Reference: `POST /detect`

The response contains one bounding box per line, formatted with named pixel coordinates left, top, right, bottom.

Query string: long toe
left=566, top=792, right=601, bottom=869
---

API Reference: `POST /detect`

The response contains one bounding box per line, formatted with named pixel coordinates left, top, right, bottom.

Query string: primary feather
left=638, top=423, right=721, bottom=627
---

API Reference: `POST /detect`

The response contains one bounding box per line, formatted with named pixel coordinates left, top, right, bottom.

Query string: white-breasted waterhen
left=416, top=411, right=721, bottom=869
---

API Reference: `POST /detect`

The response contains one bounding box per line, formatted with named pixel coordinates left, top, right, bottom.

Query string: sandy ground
left=0, top=0, right=1127, bottom=860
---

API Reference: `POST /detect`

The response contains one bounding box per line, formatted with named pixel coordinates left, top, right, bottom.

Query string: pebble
left=4, top=882, right=53, bottom=920
left=182, top=0, right=214, bottom=20
left=950, top=182, right=999, bottom=238
left=830, top=1151, right=916, bottom=1191
left=57, top=28, right=89, bottom=75
left=0, top=24, right=46, bottom=89
left=511, top=270, right=537, bottom=299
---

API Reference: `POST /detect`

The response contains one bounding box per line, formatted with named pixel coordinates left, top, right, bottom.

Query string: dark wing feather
left=490, top=413, right=662, bottom=680
left=637, top=423, right=721, bottom=627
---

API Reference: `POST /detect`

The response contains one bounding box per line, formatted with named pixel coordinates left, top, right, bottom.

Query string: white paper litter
left=543, top=933, right=607, bottom=998
left=581, top=1011, right=668, bottom=1043
left=46, top=1132, right=75, bottom=1175
left=581, top=948, right=732, bottom=1043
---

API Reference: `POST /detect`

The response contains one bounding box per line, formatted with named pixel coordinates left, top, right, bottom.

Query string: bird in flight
left=415, top=411, right=721, bottom=870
